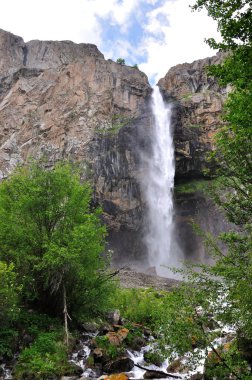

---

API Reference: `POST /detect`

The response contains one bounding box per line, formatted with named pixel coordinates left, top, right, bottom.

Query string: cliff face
left=158, top=53, right=230, bottom=178
left=0, top=29, right=230, bottom=266
left=0, top=29, right=152, bottom=243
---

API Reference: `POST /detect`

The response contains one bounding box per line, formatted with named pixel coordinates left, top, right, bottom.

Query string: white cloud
left=139, top=0, right=221, bottom=83
left=0, top=0, right=221, bottom=83
left=0, top=0, right=102, bottom=44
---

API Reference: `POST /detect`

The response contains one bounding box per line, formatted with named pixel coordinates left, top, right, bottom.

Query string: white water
left=144, top=86, right=182, bottom=276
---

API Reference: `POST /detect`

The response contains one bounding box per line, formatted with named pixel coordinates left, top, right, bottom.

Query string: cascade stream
left=144, top=86, right=181, bottom=276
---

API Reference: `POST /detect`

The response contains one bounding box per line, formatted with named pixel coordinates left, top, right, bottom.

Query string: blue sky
left=0, top=0, right=220, bottom=83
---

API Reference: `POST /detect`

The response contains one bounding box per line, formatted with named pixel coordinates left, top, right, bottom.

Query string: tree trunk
left=63, top=284, right=69, bottom=346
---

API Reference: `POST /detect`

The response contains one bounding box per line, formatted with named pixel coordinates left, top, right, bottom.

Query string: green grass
left=111, top=287, right=168, bottom=328
left=174, top=179, right=215, bottom=194
left=181, top=93, right=193, bottom=102
left=96, top=114, right=135, bottom=136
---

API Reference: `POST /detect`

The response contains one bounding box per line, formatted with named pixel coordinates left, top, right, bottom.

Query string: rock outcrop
left=158, top=52, right=230, bottom=178
left=0, top=29, right=152, bottom=246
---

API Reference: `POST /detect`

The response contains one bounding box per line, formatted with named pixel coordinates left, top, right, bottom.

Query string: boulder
left=82, top=322, right=99, bottom=333
left=167, top=357, right=188, bottom=373
left=77, top=348, right=88, bottom=359
left=106, top=328, right=129, bottom=346
left=128, top=336, right=146, bottom=351
left=98, top=374, right=129, bottom=380
left=93, top=347, right=104, bottom=362
left=103, top=357, right=134, bottom=373
left=107, top=310, right=121, bottom=325
left=99, top=323, right=114, bottom=335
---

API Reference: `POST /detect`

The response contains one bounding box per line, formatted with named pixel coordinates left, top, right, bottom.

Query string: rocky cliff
left=159, top=52, right=229, bottom=178
left=0, top=29, right=153, bottom=245
left=0, top=29, right=229, bottom=266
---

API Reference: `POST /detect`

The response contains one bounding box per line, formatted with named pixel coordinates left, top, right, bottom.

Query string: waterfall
left=144, top=86, right=181, bottom=276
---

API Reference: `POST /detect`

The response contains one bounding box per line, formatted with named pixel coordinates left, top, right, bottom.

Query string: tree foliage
left=116, top=58, right=126, bottom=65
left=192, top=0, right=252, bottom=48
left=0, top=261, right=19, bottom=323
left=0, top=161, right=114, bottom=320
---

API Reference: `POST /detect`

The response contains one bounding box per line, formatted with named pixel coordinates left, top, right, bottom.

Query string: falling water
left=144, top=86, right=180, bottom=276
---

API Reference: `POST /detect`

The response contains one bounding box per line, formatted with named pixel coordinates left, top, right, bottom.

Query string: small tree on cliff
left=116, top=57, right=125, bottom=65
left=0, top=161, right=115, bottom=342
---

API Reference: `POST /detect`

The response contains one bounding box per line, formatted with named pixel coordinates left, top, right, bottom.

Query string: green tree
left=0, top=162, right=114, bottom=340
left=192, top=0, right=252, bottom=49
left=116, top=58, right=125, bottom=65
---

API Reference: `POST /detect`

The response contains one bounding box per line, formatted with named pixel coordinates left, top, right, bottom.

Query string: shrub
left=14, top=331, right=73, bottom=380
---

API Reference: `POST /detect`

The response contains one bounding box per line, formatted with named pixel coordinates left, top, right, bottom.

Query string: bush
left=14, top=331, right=73, bottom=380
left=116, top=58, right=125, bottom=65
left=112, top=288, right=167, bottom=328
left=0, top=261, right=20, bottom=356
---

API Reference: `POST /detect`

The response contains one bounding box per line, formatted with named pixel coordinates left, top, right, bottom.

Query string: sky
left=0, top=0, right=220, bottom=83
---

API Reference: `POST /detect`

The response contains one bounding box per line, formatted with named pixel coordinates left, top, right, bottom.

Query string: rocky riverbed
left=117, top=268, right=180, bottom=291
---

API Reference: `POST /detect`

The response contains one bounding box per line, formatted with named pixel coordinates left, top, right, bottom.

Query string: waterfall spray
left=144, top=86, right=180, bottom=276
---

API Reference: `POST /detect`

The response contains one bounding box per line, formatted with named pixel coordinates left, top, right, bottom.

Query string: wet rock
left=167, top=358, right=188, bottom=373
left=99, top=323, right=114, bottom=335
left=107, top=310, right=121, bottom=325
left=93, top=347, right=104, bottom=362
left=104, top=357, right=134, bottom=374
left=82, top=322, right=99, bottom=333
left=128, top=336, right=146, bottom=351
left=143, top=370, right=166, bottom=379
left=189, top=374, right=204, bottom=380
left=77, top=348, right=89, bottom=359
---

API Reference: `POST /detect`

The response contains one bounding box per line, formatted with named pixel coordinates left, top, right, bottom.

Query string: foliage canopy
left=0, top=161, right=114, bottom=320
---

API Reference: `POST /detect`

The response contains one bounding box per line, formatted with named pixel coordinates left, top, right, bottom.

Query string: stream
left=70, top=331, right=206, bottom=380
left=0, top=323, right=235, bottom=379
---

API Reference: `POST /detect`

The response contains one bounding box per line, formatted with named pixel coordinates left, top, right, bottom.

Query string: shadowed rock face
left=0, top=29, right=231, bottom=268
left=158, top=52, right=230, bottom=179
